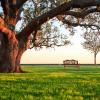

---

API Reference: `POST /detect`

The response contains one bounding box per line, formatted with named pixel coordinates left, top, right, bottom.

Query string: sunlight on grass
left=48, top=72, right=67, bottom=77
left=0, top=65, right=100, bottom=100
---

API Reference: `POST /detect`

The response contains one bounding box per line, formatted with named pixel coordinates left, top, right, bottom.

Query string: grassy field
left=0, top=65, right=100, bottom=100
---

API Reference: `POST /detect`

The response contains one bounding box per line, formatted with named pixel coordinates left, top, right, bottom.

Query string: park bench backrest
left=63, top=59, right=80, bottom=69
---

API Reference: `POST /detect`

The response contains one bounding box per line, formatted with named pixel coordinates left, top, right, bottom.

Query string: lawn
left=0, top=65, right=100, bottom=100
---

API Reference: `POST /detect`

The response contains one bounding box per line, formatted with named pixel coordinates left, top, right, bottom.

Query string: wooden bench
left=63, top=59, right=80, bottom=69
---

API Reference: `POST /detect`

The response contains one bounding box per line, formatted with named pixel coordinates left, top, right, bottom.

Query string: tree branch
left=65, top=8, right=100, bottom=18
left=1, top=0, right=27, bottom=25
left=16, top=1, right=72, bottom=39
left=17, top=0, right=100, bottom=39
left=63, top=19, right=100, bottom=29
left=16, top=0, right=27, bottom=9
left=0, top=17, right=17, bottom=43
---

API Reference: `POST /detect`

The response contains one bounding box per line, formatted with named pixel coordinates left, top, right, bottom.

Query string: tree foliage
left=16, top=1, right=70, bottom=48
left=0, top=0, right=100, bottom=72
left=82, top=31, right=100, bottom=54
left=13, top=0, right=100, bottom=48
left=82, top=30, right=100, bottom=64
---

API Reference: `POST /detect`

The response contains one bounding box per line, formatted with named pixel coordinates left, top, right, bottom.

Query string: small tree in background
left=82, top=31, right=100, bottom=65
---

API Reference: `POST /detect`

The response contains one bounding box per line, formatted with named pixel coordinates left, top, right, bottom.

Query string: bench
left=63, top=59, right=80, bottom=69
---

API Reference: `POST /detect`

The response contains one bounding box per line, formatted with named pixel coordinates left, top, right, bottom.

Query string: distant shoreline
left=21, top=64, right=100, bottom=66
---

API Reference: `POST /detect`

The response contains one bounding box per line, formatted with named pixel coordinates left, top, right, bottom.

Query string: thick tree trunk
left=0, top=32, right=26, bottom=73
left=14, top=48, right=26, bottom=73
left=0, top=17, right=31, bottom=73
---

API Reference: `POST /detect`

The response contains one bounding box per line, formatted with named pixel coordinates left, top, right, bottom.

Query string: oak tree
left=0, top=0, right=100, bottom=72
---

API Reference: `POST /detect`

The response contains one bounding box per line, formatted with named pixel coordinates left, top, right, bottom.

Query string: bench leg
left=77, top=65, right=80, bottom=70
left=64, top=65, right=66, bottom=69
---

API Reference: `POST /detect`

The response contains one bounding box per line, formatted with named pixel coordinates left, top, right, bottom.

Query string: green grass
left=0, top=65, right=100, bottom=100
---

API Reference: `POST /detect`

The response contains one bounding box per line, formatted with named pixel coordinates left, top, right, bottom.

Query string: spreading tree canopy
left=0, top=0, right=100, bottom=72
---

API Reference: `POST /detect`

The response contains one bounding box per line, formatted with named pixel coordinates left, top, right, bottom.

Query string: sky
left=21, top=27, right=100, bottom=64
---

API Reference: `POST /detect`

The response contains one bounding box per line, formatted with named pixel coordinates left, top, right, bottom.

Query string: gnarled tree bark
left=0, top=31, right=29, bottom=73
left=0, top=32, right=19, bottom=72
left=0, top=17, right=28, bottom=72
